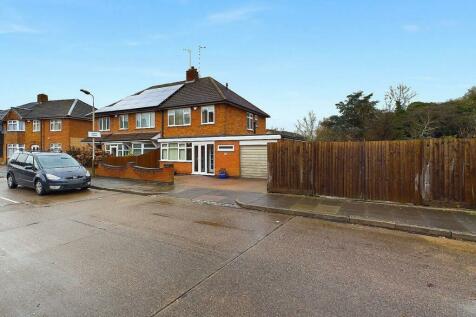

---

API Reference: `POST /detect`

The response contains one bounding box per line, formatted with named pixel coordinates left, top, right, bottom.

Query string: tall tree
left=335, top=91, right=379, bottom=140
left=295, top=111, right=318, bottom=141
left=384, top=84, right=416, bottom=112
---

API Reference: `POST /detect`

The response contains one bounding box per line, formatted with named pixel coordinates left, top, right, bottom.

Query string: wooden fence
left=268, top=139, right=476, bottom=208
left=102, top=149, right=161, bottom=168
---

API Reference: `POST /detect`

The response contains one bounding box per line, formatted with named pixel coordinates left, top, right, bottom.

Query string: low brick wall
left=96, top=162, right=174, bottom=184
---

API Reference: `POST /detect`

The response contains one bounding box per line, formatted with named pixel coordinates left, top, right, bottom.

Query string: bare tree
left=295, top=111, right=318, bottom=141
left=409, top=109, right=436, bottom=138
left=384, top=84, right=417, bottom=112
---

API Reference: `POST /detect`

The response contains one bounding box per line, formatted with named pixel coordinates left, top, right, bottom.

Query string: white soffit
left=96, top=84, right=183, bottom=113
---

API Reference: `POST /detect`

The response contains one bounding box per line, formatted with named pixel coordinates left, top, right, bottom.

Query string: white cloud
left=402, top=24, right=421, bottom=33
left=207, top=6, right=265, bottom=24
left=0, top=23, right=39, bottom=34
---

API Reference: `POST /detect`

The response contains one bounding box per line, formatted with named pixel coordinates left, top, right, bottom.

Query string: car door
left=14, top=153, right=28, bottom=186
left=22, top=154, right=36, bottom=188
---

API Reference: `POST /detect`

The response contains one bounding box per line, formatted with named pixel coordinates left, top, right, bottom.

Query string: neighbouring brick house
left=83, top=67, right=282, bottom=178
left=1, top=94, right=94, bottom=163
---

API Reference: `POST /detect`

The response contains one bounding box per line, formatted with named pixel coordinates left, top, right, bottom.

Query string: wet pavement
left=0, top=181, right=475, bottom=316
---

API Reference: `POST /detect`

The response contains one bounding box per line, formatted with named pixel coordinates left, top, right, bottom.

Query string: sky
left=1, top=0, right=475, bottom=130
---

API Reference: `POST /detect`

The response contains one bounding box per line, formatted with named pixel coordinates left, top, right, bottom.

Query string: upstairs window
left=98, top=117, right=110, bottom=131
left=50, top=119, right=62, bottom=131
left=168, top=108, right=191, bottom=126
left=136, top=112, right=155, bottom=129
left=119, top=114, right=129, bottom=130
left=33, top=120, right=41, bottom=132
left=246, top=113, right=254, bottom=130
left=7, top=120, right=25, bottom=131
left=201, top=105, right=215, bottom=124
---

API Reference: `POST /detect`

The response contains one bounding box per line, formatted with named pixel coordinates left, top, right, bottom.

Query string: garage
left=240, top=144, right=268, bottom=179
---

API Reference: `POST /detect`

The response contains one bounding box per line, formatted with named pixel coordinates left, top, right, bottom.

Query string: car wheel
left=35, top=180, right=46, bottom=195
left=7, top=174, right=17, bottom=189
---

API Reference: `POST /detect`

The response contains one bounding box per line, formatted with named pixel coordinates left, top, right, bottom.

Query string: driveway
left=0, top=182, right=475, bottom=316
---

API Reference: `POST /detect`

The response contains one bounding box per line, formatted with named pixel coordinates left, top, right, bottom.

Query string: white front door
left=192, top=143, right=215, bottom=175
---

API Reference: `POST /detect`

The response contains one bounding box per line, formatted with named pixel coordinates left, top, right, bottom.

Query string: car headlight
left=46, top=174, right=61, bottom=181
left=85, top=170, right=90, bottom=177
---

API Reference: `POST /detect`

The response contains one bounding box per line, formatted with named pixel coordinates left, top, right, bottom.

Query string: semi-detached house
left=1, top=94, right=93, bottom=163
left=84, top=67, right=282, bottom=178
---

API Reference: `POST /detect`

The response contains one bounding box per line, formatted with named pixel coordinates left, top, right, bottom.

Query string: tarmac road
left=0, top=182, right=475, bottom=316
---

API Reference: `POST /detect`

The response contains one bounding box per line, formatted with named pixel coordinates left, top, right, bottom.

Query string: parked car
left=6, top=152, right=91, bottom=195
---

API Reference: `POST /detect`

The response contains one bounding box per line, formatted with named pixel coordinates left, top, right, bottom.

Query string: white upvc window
left=160, top=142, right=192, bottom=161
left=119, top=114, right=129, bottom=130
left=201, top=105, right=215, bottom=124
left=105, top=143, right=129, bottom=157
left=217, top=145, right=235, bottom=152
left=7, top=144, right=25, bottom=158
left=98, top=117, right=110, bottom=131
left=32, top=120, right=41, bottom=132
left=131, top=142, right=156, bottom=155
left=50, top=143, right=62, bottom=152
left=136, top=112, right=155, bottom=129
left=168, top=108, right=191, bottom=127
left=50, top=119, right=62, bottom=131
left=31, top=144, right=40, bottom=151
left=246, top=113, right=254, bottom=130
left=7, top=120, right=25, bottom=131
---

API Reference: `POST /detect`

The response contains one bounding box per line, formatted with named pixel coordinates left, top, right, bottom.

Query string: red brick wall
left=97, top=112, right=163, bottom=135
left=159, top=161, right=192, bottom=174
left=96, top=162, right=174, bottom=183
left=215, top=141, right=240, bottom=177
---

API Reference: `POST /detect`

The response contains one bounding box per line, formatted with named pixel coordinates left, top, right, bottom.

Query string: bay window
left=7, top=120, right=25, bottom=131
left=7, top=144, right=25, bottom=158
left=131, top=143, right=155, bottom=155
left=168, top=108, right=191, bottom=126
left=136, top=112, right=155, bottom=129
left=201, top=105, right=215, bottom=124
left=161, top=142, right=192, bottom=161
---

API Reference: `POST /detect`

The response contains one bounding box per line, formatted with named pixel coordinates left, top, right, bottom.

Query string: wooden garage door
left=240, top=145, right=268, bottom=179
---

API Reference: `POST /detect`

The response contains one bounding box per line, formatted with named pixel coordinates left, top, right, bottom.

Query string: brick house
left=84, top=67, right=282, bottom=178
left=1, top=94, right=94, bottom=163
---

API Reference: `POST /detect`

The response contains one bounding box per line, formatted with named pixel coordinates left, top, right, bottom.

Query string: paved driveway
left=0, top=183, right=475, bottom=316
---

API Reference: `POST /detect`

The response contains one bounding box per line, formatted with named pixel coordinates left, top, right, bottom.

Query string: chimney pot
left=37, top=93, right=48, bottom=103
left=186, top=66, right=199, bottom=81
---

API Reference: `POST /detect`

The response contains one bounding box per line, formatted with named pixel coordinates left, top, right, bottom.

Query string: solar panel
left=96, top=84, right=183, bottom=113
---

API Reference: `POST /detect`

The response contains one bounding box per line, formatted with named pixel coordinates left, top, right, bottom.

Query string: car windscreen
left=36, top=155, right=81, bottom=169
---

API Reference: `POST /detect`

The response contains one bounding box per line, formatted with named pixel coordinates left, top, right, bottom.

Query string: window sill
left=201, top=122, right=215, bottom=125
left=167, top=124, right=191, bottom=127
left=135, top=127, right=155, bottom=129
left=50, top=130, right=62, bottom=132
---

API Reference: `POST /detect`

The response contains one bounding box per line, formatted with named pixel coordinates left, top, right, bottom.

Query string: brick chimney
left=37, top=93, right=48, bottom=103
left=186, top=66, right=199, bottom=81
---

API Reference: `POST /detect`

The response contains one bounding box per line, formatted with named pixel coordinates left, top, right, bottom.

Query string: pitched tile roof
left=9, top=99, right=93, bottom=120
left=101, top=77, right=269, bottom=117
